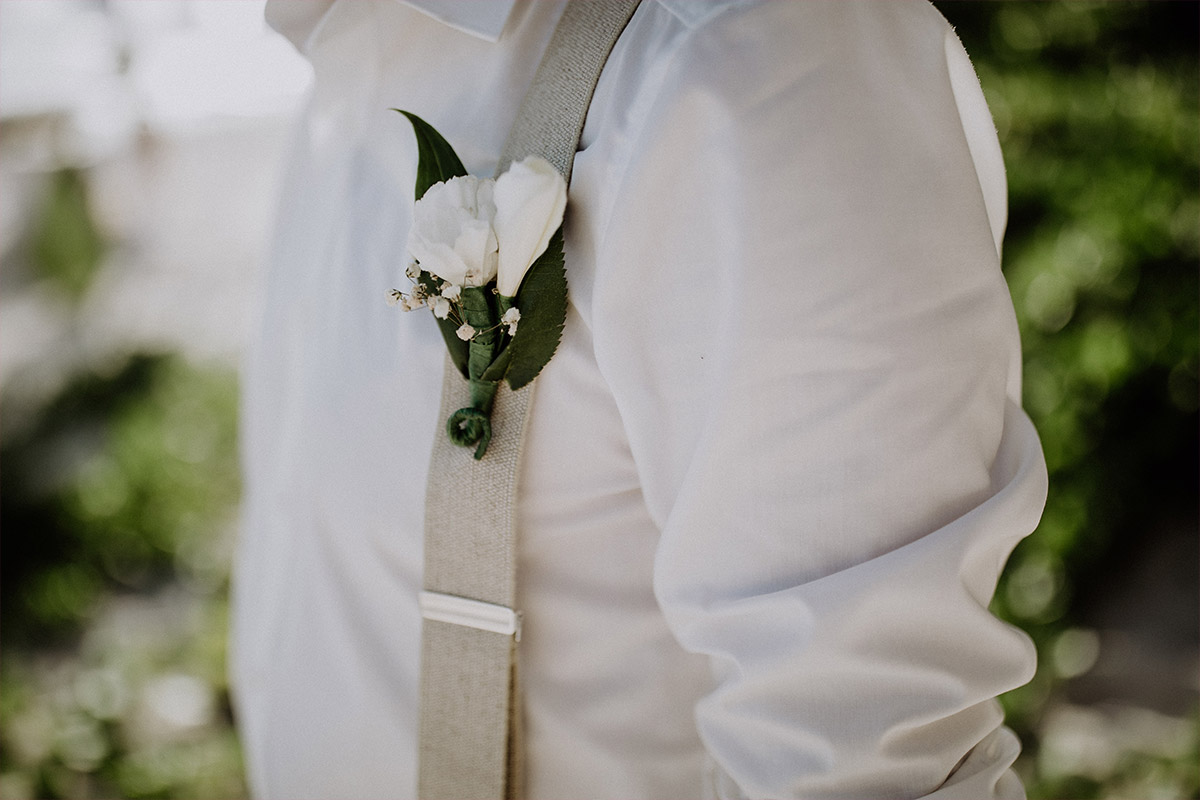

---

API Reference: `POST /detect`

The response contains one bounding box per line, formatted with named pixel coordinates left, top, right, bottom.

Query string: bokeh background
left=1, top=2, right=1196, bottom=798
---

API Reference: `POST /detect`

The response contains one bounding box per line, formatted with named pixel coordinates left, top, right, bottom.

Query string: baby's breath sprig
left=390, top=260, right=520, bottom=343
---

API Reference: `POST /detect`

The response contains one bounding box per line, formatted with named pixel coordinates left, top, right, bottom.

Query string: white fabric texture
left=230, top=1, right=1048, bottom=799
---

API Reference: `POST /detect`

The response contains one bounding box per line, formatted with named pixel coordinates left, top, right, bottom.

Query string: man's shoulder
left=649, top=0, right=757, bottom=31
left=647, top=0, right=948, bottom=49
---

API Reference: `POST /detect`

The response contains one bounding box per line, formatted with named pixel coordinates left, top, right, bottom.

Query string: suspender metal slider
left=419, top=591, right=522, bottom=641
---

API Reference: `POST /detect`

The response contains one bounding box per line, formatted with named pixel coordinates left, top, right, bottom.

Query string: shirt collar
left=399, top=0, right=519, bottom=42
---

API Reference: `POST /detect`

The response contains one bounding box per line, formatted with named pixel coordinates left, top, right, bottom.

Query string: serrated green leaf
left=394, top=110, right=467, bottom=200
left=504, top=228, right=567, bottom=390
left=419, top=271, right=469, bottom=378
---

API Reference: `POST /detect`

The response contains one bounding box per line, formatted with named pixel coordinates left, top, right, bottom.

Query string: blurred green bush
left=1, top=355, right=245, bottom=799
left=936, top=2, right=1199, bottom=798
left=30, top=168, right=106, bottom=302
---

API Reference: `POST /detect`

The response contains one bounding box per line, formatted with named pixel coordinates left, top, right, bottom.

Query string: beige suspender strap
left=496, top=0, right=640, bottom=180
left=418, top=2, right=641, bottom=798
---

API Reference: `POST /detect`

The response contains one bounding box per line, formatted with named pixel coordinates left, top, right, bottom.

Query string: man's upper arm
left=590, top=2, right=1046, bottom=796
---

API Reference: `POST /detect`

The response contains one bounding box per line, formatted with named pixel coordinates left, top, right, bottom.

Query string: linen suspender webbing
left=418, top=3, right=641, bottom=799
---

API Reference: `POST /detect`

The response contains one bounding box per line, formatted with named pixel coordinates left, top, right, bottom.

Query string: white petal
left=407, top=175, right=498, bottom=287
left=493, top=156, right=566, bottom=297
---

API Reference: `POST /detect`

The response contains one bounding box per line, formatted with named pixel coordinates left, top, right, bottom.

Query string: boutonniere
left=389, top=111, right=568, bottom=459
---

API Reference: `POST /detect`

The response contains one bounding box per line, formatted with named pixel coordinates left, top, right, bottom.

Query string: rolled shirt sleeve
left=588, top=2, right=1047, bottom=797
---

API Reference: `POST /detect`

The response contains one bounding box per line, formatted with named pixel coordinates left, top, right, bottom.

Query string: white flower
left=405, top=259, right=421, bottom=280
left=440, top=282, right=461, bottom=301
left=407, top=175, right=498, bottom=287
left=493, top=156, right=567, bottom=297
left=501, top=306, right=520, bottom=335
left=455, top=323, right=476, bottom=341
left=389, top=289, right=424, bottom=312
left=432, top=297, right=452, bottom=319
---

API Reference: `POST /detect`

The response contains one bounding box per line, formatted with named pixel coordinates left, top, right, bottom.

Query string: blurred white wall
left=0, top=0, right=312, bottom=390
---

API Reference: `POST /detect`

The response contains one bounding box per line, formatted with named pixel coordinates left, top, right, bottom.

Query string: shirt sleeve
left=587, top=2, right=1047, bottom=797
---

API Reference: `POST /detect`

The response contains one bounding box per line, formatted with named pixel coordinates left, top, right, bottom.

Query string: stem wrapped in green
left=446, top=377, right=498, bottom=459
left=447, top=287, right=500, bottom=459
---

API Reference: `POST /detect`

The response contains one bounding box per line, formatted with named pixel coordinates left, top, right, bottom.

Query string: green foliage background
left=936, top=2, right=1199, bottom=798
left=1, top=3, right=1196, bottom=798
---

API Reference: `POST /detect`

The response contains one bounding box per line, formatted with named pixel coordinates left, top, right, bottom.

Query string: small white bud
left=455, top=323, right=476, bottom=341
left=501, top=306, right=520, bottom=335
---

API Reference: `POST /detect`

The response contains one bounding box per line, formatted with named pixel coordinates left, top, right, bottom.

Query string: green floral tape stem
left=447, top=404, right=492, bottom=460
left=449, top=288, right=500, bottom=459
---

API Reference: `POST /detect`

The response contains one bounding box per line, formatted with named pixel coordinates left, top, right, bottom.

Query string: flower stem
left=447, top=286, right=502, bottom=458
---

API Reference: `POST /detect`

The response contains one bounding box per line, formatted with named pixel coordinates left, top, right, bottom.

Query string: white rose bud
left=493, top=156, right=567, bottom=297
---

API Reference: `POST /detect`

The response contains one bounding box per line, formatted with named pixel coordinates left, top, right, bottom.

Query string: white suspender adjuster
left=419, top=591, right=522, bottom=641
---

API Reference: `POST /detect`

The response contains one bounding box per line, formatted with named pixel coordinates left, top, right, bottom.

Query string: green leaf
left=504, top=228, right=568, bottom=390
left=418, top=271, right=469, bottom=378
left=480, top=344, right=514, bottom=383
left=394, top=110, right=468, bottom=200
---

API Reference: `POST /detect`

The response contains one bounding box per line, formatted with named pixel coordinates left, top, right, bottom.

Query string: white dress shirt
left=231, top=1, right=1048, bottom=798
